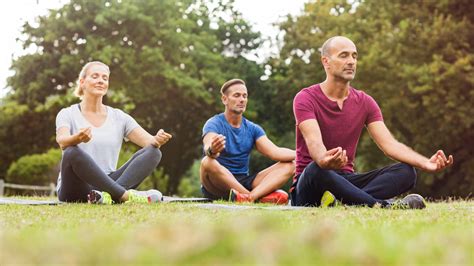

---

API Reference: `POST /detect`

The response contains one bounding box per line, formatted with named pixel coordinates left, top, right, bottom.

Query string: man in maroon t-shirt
left=291, top=36, right=453, bottom=208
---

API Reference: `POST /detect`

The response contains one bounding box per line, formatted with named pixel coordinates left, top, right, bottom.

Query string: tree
left=265, top=0, right=474, bottom=197
left=1, top=0, right=264, bottom=193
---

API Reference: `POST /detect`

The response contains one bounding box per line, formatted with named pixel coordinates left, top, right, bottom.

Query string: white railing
left=0, top=179, right=56, bottom=197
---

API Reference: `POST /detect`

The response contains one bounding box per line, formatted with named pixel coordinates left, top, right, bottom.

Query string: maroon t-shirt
left=293, top=84, right=383, bottom=176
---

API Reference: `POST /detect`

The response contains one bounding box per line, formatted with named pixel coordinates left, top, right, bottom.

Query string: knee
left=303, top=162, right=326, bottom=177
left=62, top=146, right=82, bottom=160
left=144, top=145, right=162, bottom=165
left=201, top=156, right=217, bottom=170
left=301, top=162, right=334, bottom=183
left=201, top=156, right=225, bottom=176
left=281, top=161, right=296, bottom=176
left=398, top=163, right=417, bottom=189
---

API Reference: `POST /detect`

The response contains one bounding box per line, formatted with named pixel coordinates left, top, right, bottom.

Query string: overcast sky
left=0, top=0, right=307, bottom=97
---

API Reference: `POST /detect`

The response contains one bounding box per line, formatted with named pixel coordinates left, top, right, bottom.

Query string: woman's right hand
left=76, top=127, right=92, bottom=143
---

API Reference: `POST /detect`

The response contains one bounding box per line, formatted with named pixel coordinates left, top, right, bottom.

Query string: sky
left=0, top=0, right=307, bottom=97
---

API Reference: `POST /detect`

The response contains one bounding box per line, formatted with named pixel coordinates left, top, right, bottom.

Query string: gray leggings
left=58, top=145, right=162, bottom=202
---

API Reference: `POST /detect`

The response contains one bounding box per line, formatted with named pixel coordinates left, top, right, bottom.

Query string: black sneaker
left=390, top=194, right=426, bottom=209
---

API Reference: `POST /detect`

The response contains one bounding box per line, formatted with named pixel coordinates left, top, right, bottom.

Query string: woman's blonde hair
left=73, top=61, right=110, bottom=97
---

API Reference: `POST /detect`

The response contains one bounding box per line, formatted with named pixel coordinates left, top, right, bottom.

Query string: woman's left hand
left=153, top=129, right=172, bottom=148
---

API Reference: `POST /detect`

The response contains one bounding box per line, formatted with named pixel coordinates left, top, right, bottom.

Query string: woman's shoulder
left=57, top=104, right=79, bottom=116
left=103, top=105, right=125, bottom=115
left=106, top=106, right=136, bottom=122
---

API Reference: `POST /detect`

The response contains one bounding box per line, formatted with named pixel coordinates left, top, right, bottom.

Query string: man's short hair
left=220, top=79, right=246, bottom=95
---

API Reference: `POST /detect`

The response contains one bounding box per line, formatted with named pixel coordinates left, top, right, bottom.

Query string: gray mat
left=162, top=196, right=212, bottom=203
left=0, top=198, right=62, bottom=205
left=0, top=196, right=211, bottom=205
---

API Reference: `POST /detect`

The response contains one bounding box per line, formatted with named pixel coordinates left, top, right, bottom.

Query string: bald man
left=290, top=36, right=453, bottom=208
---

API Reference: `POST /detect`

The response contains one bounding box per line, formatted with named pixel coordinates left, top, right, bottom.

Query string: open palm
left=423, top=150, right=453, bottom=173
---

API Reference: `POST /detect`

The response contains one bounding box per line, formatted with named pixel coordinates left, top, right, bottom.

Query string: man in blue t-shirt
left=200, top=79, right=296, bottom=204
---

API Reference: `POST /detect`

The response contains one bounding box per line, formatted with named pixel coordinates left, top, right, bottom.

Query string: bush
left=177, top=160, right=202, bottom=197
left=6, top=148, right=61, bottom=185
left=137, top=167, right=170, bottom=194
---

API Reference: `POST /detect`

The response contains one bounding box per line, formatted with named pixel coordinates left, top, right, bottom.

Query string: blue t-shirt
left=202, top=113, right=265, bottom=175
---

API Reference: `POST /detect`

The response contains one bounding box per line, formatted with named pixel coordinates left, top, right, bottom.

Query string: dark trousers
left=291, top=162, right=417, bottom=207
left=58, top=145, right=162, bottom=203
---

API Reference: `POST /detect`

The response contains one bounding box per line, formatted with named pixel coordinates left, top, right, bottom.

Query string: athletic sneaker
left=390, top=194, right=426, bottom=209
left=259, top=190, right=289, bottom=205
left=88, top=190, right=114, bottom=204
left=126, top=189, right=163, bottom=204
left=320, top=190, right=336, bottom=208
left=229, top=189, right=252, bottom=203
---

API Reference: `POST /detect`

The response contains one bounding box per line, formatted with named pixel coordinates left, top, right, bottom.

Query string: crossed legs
left=58, top=145, right=161, bottom=203
left=200, top=156, right=295, bottom=201
left=291, top=162, right=417, bottom=207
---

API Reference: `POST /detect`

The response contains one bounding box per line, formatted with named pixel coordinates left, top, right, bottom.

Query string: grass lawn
left=0, top=198, right=472, bottom=265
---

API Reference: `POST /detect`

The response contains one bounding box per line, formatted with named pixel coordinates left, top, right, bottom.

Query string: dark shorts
left=201, top=173, right=257, bottom=200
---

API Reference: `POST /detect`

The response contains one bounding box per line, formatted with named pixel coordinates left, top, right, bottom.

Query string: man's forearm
left=272, top=147, right=296, bottom=161
left=307, top=142, right=327, bottom=166
left=384, top=141, right=428, bottom=169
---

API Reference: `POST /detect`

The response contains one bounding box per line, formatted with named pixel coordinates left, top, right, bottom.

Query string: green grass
left=0, top=199, right=473, bottom=265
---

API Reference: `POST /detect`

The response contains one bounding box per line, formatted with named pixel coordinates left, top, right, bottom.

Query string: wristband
left=206, top=146, right=215, bottom=157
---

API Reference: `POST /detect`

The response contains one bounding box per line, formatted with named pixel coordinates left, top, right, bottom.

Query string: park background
left=0, top=0, right=472, bottom=198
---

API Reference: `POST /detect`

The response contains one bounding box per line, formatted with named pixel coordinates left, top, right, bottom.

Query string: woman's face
left=80, top=64, right=110, bottom=98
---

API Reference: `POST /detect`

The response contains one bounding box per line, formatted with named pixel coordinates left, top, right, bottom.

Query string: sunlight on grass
left=0, top=200, right=472, bottom=265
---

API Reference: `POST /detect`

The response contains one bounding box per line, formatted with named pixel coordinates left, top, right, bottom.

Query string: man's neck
left=224, top=110, right=243, bottom=128
left=320, top=77, right=351, bottom=101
